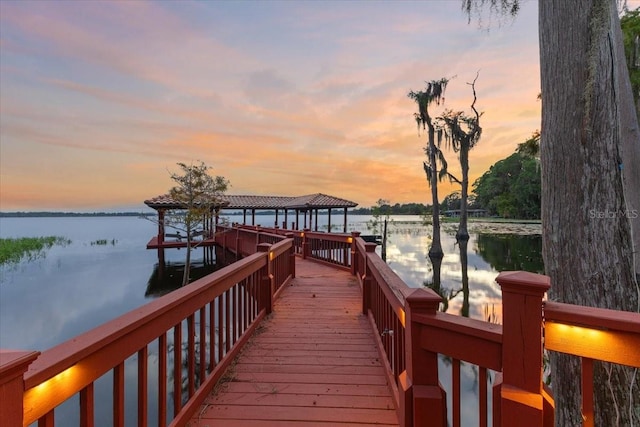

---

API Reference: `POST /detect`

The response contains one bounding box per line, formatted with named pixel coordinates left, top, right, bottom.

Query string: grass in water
left=0, top=236, right=71, bottom=265
left=91, top=239, right=117, bottom=246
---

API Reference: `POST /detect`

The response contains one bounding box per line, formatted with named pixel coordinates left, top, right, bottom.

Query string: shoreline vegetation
left=0, top=210, right=541, bottom=223
left=0, top=236, right=71, bottom=265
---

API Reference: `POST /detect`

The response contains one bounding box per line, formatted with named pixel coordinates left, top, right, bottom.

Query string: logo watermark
left=589, top=209, right=639, bottom=219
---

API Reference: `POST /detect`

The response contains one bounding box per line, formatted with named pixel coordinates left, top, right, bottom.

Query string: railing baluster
left=225, top=290, right=231, bottom=353
left=138, top=346, right=148, bottom=427
left=241, top=281, right=247, bottom=332
left=38, top=410, right=54, bottom=427
left=232, top=285, right=238, bottom=344
left=253, top=270, right=257, bottom=316
left=395, top=316, right=402, bottom=380
left=384, top=301, right=390, bottom=359
left=199, top=306, right=206, bottom=385
left=452, top=358, right=461, bottom=427
left=173, top=323, right=182, bottom=416
left=113, top=362, right=125, bottom=427
left=218, top=295, right=224, bottom=363
left=80, top=383, right=94, bottom=427
left=479, top=367, right=488, bottom=427
left=582, top=357, right=594, bottom=427
left=158, top=333, right=167, bottom=427
left=209, top=301, right=216, bottom=371
left=187, top=314, right=195, bottom=398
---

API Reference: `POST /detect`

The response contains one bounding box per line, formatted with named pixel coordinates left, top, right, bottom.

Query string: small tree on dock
left=167, top=161, right=229, bottom=286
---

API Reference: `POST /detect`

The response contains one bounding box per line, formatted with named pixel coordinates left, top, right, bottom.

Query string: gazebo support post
left=314, top=208, right=318, bottom=231
left=343, top=208, right=348, bottom=233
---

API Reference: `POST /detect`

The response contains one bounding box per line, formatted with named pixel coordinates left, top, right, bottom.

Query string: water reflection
left=475, top=233, right=543, bottom=274
left=383, top=222, right=543, bottom=323
left=146, top=261, right=219, bottom=297
left=415, top=226, right=543, bottom=426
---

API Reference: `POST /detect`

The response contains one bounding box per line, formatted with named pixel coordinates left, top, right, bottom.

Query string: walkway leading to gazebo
left=189, top=258, right=399, bottom=426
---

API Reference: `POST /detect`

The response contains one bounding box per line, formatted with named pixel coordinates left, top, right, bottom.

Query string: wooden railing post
left=495, top=271, right=550, bottom=427
left=301, top=229, right=310, bottom=259
left=257, top=243, right=273, bottom=314
left=350, top=232, right=361, bottom=276
left=235, top=227, right=241, bottom=258
left=362, top=242, right=376, bottom=315
left=285, top=233, right=296, bottom=278
left=0, top=350, right=40, bottom=426
left=399, top=289, right=446, bottom=427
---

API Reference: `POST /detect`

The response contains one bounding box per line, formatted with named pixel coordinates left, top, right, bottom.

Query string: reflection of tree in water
left=422, top=239, right=470, bottom=317
left=423, top=237, right=495, bottom=412
left=459, top=239, right=470, bottom=318
left=145, top=261, right=219, bottom=298
left=168, top=335, right=211, bottom=408
left=475, top=233, right=544, bottom=274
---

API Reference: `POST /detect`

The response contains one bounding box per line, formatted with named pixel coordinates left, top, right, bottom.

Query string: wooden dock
left=188, top=259, right=399, bottom=426
left=146, top=236, right=216, bottom=250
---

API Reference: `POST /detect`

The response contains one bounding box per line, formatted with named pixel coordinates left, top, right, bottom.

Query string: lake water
left=0, top=214, right=542, bottom=425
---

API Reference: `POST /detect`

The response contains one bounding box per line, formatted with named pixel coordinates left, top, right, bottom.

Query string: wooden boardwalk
left=189, top=259, right=399, bottom=426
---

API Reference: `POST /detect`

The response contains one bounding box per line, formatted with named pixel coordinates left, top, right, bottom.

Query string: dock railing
left=2, top=226, right=639, bottom=426
left=214, top=225, right=640, bottom=426
left=0, top=235, right=294, bottom=427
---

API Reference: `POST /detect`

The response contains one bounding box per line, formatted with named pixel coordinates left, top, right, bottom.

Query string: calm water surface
left=0, top=214, right=542, bottom=425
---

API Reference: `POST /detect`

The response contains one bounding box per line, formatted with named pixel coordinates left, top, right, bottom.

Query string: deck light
left=545, top=322, right=640, bottom=367
left=32, top=365, right=76, bottom=394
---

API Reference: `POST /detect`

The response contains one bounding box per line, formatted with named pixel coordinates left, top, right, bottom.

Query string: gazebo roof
left=144, top=193, right=358, bottom=211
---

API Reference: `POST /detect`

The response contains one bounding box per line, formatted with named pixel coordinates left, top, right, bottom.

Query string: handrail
left=544, top=300, right=640, bottom=333
left=544, top=301, right=640, bottom=367
left=414, top=312, right=503, bottom=370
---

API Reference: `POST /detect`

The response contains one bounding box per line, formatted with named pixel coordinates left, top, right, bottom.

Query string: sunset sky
left=2, top=1, right=635, bottom=212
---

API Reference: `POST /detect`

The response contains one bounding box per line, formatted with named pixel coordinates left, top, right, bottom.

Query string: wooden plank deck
left=189, top=258, right=399, bottom=426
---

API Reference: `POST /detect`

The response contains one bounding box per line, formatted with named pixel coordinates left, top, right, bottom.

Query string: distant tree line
left=350, top=202, right=429, bottom=216
left=471, top=132, right=541, bottom=219
left=0, top=211, right=154, bottom=217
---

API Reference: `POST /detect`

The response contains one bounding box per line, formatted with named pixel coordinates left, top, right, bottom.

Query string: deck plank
left=189, top=258, right=399, bottom=426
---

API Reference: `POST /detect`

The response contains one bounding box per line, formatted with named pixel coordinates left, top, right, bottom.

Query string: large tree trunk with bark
left=539, top=1, right=640, bottom=425
left=613, top=10, right=640, bottom=281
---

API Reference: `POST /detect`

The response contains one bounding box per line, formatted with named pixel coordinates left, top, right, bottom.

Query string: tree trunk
left=382, top=218, right=387, bottom=262
left=183, top=232, right=192, bottom=286
left=458, top=238, right=469, bottom=317
left=457, top=147, right=470, bottom=242
left=428, top=124, right=444, bottom=259
left=613, top=9, right=640, bottom=281
left=539, top=1, right=640, bottom=425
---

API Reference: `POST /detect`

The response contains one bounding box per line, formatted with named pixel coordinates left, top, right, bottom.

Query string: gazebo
left=143, top=193, right=358, bottom=250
